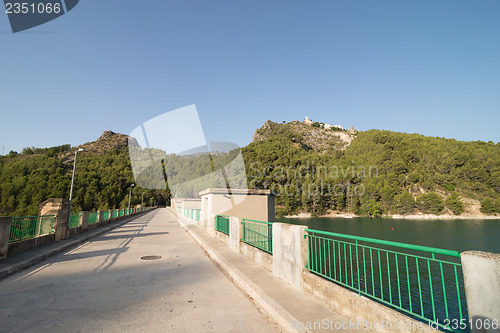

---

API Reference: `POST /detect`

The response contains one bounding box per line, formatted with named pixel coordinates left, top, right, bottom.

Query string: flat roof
left=199, top=188, right=272, bottom=196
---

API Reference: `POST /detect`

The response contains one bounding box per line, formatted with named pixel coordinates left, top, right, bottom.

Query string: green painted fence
left=241, top=219, right=273, bottom=254
left=8, top=207, right=150, bottom=244
left=305, top=229, right=468, bottom=332
left=9, top=215, right=56, bottom=242
left=88, top=212, right=99, bottom=224
left=69, top=212, right=82, bottom=228
left=180, top=208, right=201, bottom=221
left=215, top=215, right=230, bottom=235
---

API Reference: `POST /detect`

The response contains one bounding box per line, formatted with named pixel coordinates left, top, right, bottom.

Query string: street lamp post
left=66, top=148, right=84, bottom=240
left=128, top=184, right=135, bottom=213
left=141, top=192, right=145, bottom=208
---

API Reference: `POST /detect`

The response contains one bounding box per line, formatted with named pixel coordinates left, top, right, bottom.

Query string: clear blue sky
left=1, top=0, right=499, bottom=154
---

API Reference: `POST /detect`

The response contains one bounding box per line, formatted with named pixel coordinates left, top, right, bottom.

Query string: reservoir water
left=279, top=217, right=500, bottom=254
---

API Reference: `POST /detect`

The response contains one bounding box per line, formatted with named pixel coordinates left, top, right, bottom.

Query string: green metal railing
left=241, top=219, right=273, bottom=254
left=9, top=215, right=56, bottom=242
left=215, top=215, right=230, bottom=235
left=69, top=212, right=82, bottom=228
left=178, top=208, right=201, bottom=221
left=188, top=209, right=201, bottom=221
left=88, top=212, right=99, bottom=224
left=305, top=229, right=467, bottom=332
left=8, top=207, right=150, bottom=244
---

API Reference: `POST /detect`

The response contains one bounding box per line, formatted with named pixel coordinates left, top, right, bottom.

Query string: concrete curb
left=172, top=211, right=310, bottom=333
left=0, top=210, right=155, bottom=280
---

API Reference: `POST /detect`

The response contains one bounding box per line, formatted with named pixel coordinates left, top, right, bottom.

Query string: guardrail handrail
left=215, top=215, right=230, bottom=235
left=304, top=228, right=467, bottom=332
left=12, top=215, right=55, bottom=219
left=9, top=215, right=56, bottom=242
left=88, top=211, right=99, bottom=224
left=305, top=228, right=461, bottom=257
left=241, top=218, right=273, bottom=254
left=8, top=208, right=151, bottom=244
left=242, top=218, right=272, bottom=225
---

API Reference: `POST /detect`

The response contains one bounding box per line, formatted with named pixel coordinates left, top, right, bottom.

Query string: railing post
left=240, top=218, right=244, bottom=249
left=97, top=210, right=103, bottom=224
left=54, top=202, right=70, bottom=241
left=272, top=222, right=308, bottom=291
left=461, top=251, right=500, bottom=333
left=81, top=211, right=89, bottom=230
left=0, top=217, right=12, bottom=260
left=207, top=214, right=216, bottom=237
left=229, top=216, right=240, bottom=252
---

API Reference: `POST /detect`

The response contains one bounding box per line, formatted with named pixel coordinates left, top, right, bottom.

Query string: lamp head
left=77, top=148, right=84, bottom=152
left=131, top=184, right=135, bottom=187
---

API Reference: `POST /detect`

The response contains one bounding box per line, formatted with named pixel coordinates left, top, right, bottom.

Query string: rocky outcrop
left=252, top=120, right=356, bottom=153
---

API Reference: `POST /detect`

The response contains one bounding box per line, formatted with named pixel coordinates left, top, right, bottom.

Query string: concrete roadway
left=0, top=209, right=278, bottom=333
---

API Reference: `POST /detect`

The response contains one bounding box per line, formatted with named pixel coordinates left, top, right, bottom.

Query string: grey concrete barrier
left=272, top=222, right=308, bottom=291
left=0, top=217, right=12, bottom=259
left=81, top=211, right=89, bottom=230
left=461, top=251, right=500, bottom=333
left=229, top=216, right=240, bottom=252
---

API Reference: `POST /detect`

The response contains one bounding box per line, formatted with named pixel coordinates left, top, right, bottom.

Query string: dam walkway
left=0, top=209, right=362, bottom=333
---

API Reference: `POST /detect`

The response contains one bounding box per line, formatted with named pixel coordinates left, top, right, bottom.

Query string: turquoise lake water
left=279, top=217, right=500, bottom=253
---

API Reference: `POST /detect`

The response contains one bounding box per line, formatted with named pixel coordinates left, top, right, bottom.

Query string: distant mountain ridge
left=243, top=119, right=500, bottom=217
left=1, top=124, right=499, bottom=218
left=57, top=130, right=129, bottom=165
left=0, top=131, right=168, bottom=217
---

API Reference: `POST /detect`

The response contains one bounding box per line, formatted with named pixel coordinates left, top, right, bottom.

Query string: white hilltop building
left=303, top=117, right=351, bottom=132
